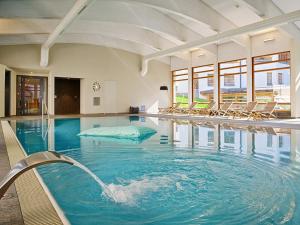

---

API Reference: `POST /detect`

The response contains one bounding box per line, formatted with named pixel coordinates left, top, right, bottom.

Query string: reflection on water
left=12, top=117, right=296, bottom=164
left=10, top=116, right=300, bottom=225
left=172, top=120, right=294, bottom=164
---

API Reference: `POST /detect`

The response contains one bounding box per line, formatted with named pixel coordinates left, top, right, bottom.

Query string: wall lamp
left=160, top=86, right=168, bottom=90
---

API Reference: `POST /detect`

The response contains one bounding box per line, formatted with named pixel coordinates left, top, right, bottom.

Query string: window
left=267, top=134, right=273, bottom=147
left=208, top=131, right=214, bottom=143
left=279, top=136, right=283, bottom=148
left=219, top=59, right=247, bottom=104
left=267, top=72, right=272, bottom=86
left=224, top=131, right=235, bottom=144
left=207, top=77, right=214, bottom=87
left=253, top=51, right=290, bottom=111
left=224, top=76, right=235, bottom=86
left=172, top=69, right=189, bottom=107
left=192, top=64, right=214, bottom=108
left=278, top=73, right=283, bottom=85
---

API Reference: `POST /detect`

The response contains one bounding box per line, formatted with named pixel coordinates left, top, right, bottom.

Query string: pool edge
left=1, top=121, right=71, bottom=225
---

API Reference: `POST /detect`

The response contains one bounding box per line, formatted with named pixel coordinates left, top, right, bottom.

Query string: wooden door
left=55, top=78, right=80, bottom=115
left=5, top=70, right=11, bottom=117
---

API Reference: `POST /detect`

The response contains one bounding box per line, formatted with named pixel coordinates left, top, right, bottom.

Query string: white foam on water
left=73, top=160, right=188, bottom=205
left=176, top=182, right=184, bottom=191
left=104, top=176, right=172, bottom=205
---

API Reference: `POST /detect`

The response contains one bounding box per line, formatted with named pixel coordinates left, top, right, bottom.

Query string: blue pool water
left=12, top=116, right=300, bottom=225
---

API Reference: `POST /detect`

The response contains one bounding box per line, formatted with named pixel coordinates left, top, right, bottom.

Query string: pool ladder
left=0, top=152, right=74, bottom=200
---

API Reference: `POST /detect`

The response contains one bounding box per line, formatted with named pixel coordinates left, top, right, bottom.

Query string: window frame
left=252, top=51, right=291, bottom=111
left=218, top=58, right=247, bottom=106
left=172, top=68, right=189, bottom=106
left=192, top=64, right=214, bottom=107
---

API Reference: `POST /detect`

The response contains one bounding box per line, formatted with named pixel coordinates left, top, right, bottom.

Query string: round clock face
left=93, top=82, right=101, bottom=92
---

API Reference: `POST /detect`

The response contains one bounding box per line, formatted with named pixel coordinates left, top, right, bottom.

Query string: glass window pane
left=254, top=69, right=290, bottom=109
left=224, top=131, right=235, bottom=144
left=220, top=60, right=246, bottom=69
left=173, top=69, right=188, bottom=75
left=254, top=61, right=290, bottom=71
left=253, top=52, right=290, bottom=64
left=220, top=66, right=247, bottom=75
left=219, top=59, right=247, bottom=104
left=254, top=52, right=291, bottom=111
left=193, top=65, right=214, bottom=73
left=193, top=78, right=214, bottom=108
left=173, top=75, right=188, bottom=80
left=220, top=74, right=247, bottom=103
left=193, top=65, right=215, bottom=108
left=174, top=80, right=188, bottom=106
left=194, top=72, right=214, bottom=79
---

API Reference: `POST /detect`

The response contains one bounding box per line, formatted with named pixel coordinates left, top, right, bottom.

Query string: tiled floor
left=1, top=121, right=65, bottom=225
left=0, top=125, right=24, bottom=225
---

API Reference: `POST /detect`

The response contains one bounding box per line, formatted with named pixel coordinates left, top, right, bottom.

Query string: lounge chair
left=175, top=102, right=198, bottom=114
left=159, top=102, right=180, bottom=113
left=217, top=102, right=233, bottom=116
left=249, top=102, right=277, bottom=120
left=190, top=101, right=215, bottom=115
left=233, top=101, right=257, bottom=118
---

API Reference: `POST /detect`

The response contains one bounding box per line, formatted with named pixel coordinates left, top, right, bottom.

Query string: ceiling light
left=263, top=37, right=275, bottom=42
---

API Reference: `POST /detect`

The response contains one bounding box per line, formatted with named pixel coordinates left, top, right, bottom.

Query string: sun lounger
left=249, top=102, right=277, bottom=120
left=159, top=102, right=181, bottom=113
left=190, top=101, right=216, bottom=115
left=233, top=101, right=257, bottom=118
left=176, top=102, right=198, bottom=114
left=217, top=102, right=233, bottom=116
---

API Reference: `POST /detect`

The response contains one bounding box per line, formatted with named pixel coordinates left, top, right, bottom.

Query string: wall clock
left=92, top=81, right=101, bottom=92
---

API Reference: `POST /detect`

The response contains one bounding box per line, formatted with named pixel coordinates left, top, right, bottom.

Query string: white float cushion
left=78, top=125, right=156, bottom=139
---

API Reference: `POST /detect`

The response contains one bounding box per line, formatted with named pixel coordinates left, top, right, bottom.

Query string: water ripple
left=36, top=144, right=300, bottom=225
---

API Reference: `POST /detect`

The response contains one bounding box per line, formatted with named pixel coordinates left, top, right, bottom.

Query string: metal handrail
left=41, top=100, right=50, bottom=121
left=0, top=152, right=74, bottom=200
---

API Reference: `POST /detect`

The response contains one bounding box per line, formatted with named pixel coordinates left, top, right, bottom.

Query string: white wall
left=0, top=44, right=171, bottom=116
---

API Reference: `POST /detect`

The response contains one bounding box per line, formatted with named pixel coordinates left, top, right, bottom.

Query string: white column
left=188, top=123, right=193, bottom=147
left=48, top=73, right=55, bottom=115
left=48, top=120, right=55, bottom=151
left=291, top=129, right=300, bottom=161
left=188, top=52, right=193, bottom=105
left=214, top=46, right=219, bottom=108
left=214, top=124, right=220, bottom=151
left=246, top=37, right=253, bottom=102
left=246, top=132, right=254, bottom=154
left=290, top=40, right=300, bottom=118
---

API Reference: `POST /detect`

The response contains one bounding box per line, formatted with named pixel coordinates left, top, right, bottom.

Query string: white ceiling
left=0, top=0, right=300, bottom=61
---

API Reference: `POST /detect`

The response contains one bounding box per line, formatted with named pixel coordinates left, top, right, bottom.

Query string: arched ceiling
left=0, top=0, right=300, bottom=64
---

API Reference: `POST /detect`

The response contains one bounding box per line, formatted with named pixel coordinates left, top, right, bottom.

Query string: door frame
left=5, top=70, right=11, bottom=117
left=16, top=75, right=48, bottom=116
left=54, top=77, right=81, bottom=115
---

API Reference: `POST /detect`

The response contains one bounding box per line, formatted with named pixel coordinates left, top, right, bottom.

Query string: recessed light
left=264, top=38, right=275, bottom=42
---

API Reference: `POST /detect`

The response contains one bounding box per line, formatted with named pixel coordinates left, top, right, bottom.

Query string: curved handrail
left=0, top=152, right=74, bottom=200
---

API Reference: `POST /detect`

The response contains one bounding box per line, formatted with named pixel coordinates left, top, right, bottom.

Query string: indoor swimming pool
left=10, top=116, right=300, bottom=225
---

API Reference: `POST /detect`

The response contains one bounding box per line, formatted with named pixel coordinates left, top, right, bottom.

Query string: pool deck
left=1, top=113, right=300, bottom=129
left=0, top=121, right=67, bottom=225
left=146, top=113, right=300, bottom=129
left=0, top=124, right=24, bottom=225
